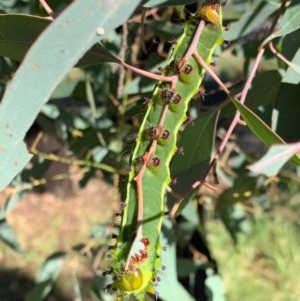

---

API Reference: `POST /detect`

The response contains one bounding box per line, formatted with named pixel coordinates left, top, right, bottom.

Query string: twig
left=39, top=0, right=54, bottom=18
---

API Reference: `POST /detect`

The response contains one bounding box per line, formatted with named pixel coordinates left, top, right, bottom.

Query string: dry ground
left=0, top=155, right=120, bottom=301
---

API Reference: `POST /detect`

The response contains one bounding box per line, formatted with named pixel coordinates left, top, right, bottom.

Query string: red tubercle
left=139, top=249, right=148, bottom=260
left=161, top=129, right=170, bottom=139
left=140, top=237, right=150, bottom=247
left=151, top=157, right=160, bottom=167
left=161, top=89, right=182, bottom=104
left=148, top=126, right=170, bottom=140
left=171, top=93, right=181, bottom=104
left=157, top=66, right=163, bottom=72
left=135, top=155, right=144, bottom=165
left=129, top=247, right=149, bottom=266
left=131, top=253, right=141, bottom=263
left=147, top=126, right=157, bottom=139
left=170, top=59, right=193, bottom=75
left=180, top=63, right=193, bottom=74
left=161, top=89, right=173, bottom=102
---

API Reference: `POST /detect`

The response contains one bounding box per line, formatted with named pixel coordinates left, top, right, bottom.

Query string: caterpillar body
left=109, top=1, right=223, bottom=300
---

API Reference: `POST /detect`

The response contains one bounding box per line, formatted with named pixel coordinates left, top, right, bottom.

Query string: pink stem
left=39, top=0, right=54, bottom=17
left=120, top=61, right=176, bottom=85
left=269, top=42, right=300, bottom=75
left=183, top=20, right=206, bottom=61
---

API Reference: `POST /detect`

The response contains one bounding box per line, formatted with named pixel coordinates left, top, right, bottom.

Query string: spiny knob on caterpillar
left=147, top=126, right=170, bottom=140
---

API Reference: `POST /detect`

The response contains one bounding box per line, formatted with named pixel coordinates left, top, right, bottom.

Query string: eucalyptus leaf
left=0, top=0, right=140, bottom=190
left=248, top=143, right=300, bottom=177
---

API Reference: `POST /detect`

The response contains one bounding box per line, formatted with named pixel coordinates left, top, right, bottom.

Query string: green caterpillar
left=108, top=1, right=223, bottom=300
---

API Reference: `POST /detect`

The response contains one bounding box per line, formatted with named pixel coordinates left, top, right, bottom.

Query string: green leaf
left=230, top=97, right=300, bottom=165
left=0, top=14, right=118, bottom=65
left=205, top=269, right=226, bottom=301
left=282, top=48, right=300, bottom=84
left=217, top=204, right=251, bottom=244
left=223, top=1, right=280, bottom=40
left=0, top=219, right=23, bottom=253
left=158, top=220, right=195, bottom=301
left=0, top=0, right=140, bottom=190
left=217, top=176, right=257, bottom=208
left=72, top=273, right=83, bottom=301
left=245, top=71, right=282, bottom=108
left=0, top=189, right=27, bottom=219
left=262, top=2, right=300, bottom=46
left=0, top=14, right=49, bottom=61
left=167, top=111, right=218, bottom=216
left=170, top=111, right=219, bottom=195
left=275, top=83, right=300, bottom=142
left=248, top=143, right=300, bottom=177
left=25, top=252, right=67, bottom=301
left=281, top=27, right=300, bottom=84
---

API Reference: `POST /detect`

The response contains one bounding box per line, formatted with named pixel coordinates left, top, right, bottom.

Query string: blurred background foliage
left=0, top=0, right=300, bottom=301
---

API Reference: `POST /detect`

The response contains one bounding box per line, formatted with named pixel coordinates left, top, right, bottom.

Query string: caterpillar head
left=195, top=0, right=222, bottom=26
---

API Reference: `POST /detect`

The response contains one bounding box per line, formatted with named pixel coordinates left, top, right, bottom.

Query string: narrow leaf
left=25, top=252, right=67, bottom=301
left=282, top=48, right=300, bottom=84
left=223, top=1, right=280, bottom=40
left=230, top=97, right=300, bottom=165
left=0, top=14, right=119, bottom=65
left=248, top=142, right=300, bottom=177
left=158, top=220, right=195, bottom=301
left=0, top=219, right=23, bottom=253
left=262, top=3, right=300, bottom=46
left=0, top=189, right=27, bottom=219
